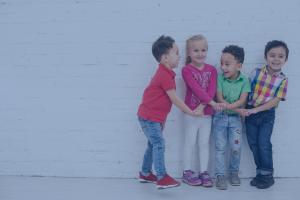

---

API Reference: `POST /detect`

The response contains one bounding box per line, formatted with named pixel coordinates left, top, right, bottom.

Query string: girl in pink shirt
left=181, top=34, right=219, bottom=187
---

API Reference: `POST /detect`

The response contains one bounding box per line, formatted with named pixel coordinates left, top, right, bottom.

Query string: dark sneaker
left=229, top=172, right=241, bottom=186
left=216, top=175, right=227, bottom=190
left=157, top=174, right=180, bottom=189
left=182, top=170, right=202, bottom=186
left=199, top=171, right=213, bottom=187
left=250, top=174, right=262, bottom=186
left=139, top=172, right=157, bottom=183
left=256, top=175, right=275, bottom=189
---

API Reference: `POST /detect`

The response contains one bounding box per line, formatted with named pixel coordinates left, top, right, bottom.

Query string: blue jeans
left=138, top=117, right=166, bottom=178
left=245, top=106, right=275, bottom=175
left=213, top=112, right=243, bottom=176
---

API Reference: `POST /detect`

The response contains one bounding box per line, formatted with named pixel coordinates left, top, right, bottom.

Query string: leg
left=228, top=116, right=243, bottom=173
left=198, top=116, right=212, bottom=172
left=258, top=111, right=275, bottom=175
left=141, top=141, right=153, bottom=174
left=183, top=114, right=199, bottom=171
left=138, top=117, right=166, bottom=178
left=228, top=116, right=242, bottom=186
left=198, top=116, right=213, bottom=187
left=213, top=112, right=228, bottom=176
left=245, top=115, right=261, bottom=174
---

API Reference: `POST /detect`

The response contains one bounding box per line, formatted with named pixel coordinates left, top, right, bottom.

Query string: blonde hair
left=185, top=34, right=208, bottom=64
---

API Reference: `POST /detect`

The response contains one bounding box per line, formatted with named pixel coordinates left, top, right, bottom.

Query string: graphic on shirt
left=190, top=71, right=211, bottom=107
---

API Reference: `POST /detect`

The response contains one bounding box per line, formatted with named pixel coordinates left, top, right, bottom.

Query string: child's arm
left=239, top=97, right=281, bottom=116
left=248, top=97, right=281, bottom=114
left=226, top=93, right=248, bottom=110
left=212, top=91, right=229, bottom=111
left=166, top=89, right=202, bottom=116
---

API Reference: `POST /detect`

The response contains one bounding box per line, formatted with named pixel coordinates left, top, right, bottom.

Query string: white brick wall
left=0, top=0, right=299, bottom=178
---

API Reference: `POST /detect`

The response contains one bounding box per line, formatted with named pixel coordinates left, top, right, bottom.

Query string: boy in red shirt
left=138, top=35, right=202, bottom=189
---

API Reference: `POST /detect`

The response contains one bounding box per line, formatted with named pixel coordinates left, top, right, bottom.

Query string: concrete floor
left=0, top=176, right=299, bottom=200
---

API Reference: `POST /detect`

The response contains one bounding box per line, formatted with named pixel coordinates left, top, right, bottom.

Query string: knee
left=151, top=137, right=165, bottom=149
left=215, top=141, right=226, bottom=152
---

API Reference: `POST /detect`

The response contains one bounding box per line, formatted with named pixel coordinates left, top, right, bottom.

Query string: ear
left=237, top=63, right=242, bottom=70
left=161, top=54, right=168, bottom=63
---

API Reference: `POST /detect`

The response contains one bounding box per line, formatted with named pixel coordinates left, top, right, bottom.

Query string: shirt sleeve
left=241, top=76, right=251, bottom=93
left=160, top=73, right=176, bottom=91
left=182, top=67, right=212, bottom=104
left=275, top=78, right=288, bottom=101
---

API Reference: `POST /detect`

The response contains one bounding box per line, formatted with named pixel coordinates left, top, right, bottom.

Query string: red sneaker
left=139, top=172, right=157, bottom=183
left=156, top=174, right=180, bottom=189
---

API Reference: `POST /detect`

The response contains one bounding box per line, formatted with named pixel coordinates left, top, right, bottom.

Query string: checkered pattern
left=248, top=66, right=288, bottom=107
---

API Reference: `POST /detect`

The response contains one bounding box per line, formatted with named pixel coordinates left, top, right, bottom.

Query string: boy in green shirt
left=213, top=45, right=251, bottom=190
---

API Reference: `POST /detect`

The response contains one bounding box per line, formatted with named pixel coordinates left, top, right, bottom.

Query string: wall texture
left=0, top=0, right=299, bottom=178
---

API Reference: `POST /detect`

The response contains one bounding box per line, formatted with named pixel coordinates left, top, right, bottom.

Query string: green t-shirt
left=217, top=73, right=251, bottom=113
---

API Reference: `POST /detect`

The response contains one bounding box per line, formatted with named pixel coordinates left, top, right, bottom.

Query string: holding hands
left=235, top=108, right=258, bottom=117
left=193, top=104, right=205, bottom=116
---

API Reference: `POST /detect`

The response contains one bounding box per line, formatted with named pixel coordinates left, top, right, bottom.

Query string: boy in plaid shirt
left=240, top=40, right=289, bottom=189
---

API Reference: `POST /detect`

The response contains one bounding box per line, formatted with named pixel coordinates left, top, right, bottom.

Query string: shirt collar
left=263, top=65, right=282, bottom=77
left=222, top=72, right=243, bottom=82
left=159, top=63, right=176, bottom=77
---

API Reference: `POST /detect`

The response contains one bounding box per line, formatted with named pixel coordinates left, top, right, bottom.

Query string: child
left=137, top=35, right=202, bottom=189
left=181, top=34, right=221, bottom=187
left=240, top=40, right=289, bottom=189
left=213, top=45, right=250, bottom=190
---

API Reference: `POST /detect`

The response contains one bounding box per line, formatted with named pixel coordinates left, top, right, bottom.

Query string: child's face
left=266, top=46, right=287, bottom=73
left=164, top=44, right=180, bottom=68
left=220, top=53, right=241, bottom=80
left=187, top=40, right=208, bottom=67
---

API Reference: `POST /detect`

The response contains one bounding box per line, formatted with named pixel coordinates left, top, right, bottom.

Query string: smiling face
left=265, top=46, right=287, bottom=74
left=187, top=39, right=208, bottom=67
left=220, top=53, right=241, bottom=80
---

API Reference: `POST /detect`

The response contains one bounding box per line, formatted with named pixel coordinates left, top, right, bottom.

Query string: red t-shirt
left=138, top=64, right=176, bottom=123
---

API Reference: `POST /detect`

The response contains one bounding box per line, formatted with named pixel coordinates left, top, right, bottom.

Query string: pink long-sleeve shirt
left=182, top=63, right=217, bottom=115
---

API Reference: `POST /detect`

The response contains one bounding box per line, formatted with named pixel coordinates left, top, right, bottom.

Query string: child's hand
left=213, top=102, right=227, bottom=112
left=236, top=108, right=249, bottom=116
left=236, top=108, right=258, bottom=117
left=219, top=103, right=229, bottom=110
left=193, top=104, right=205, bottom=116
left=248, top=108, right=259, bottom=115
left=193, top=109, right=204, bottom=116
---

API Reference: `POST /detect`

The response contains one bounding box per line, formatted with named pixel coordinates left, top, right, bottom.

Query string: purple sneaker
left=182, top=170, right=202, bottom=186
left=199, top=171, right=213, bottom=187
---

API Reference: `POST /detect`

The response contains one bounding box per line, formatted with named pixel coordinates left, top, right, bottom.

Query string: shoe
left=250, top=174, right=261, bottom=186
left=199, top=171, right=213, bottom=187
left=139, top=172, right=157, bottom=183
left=229, top=172, right=241, bottom=186
left=216, top=175, right=227, bottom=190
left=256, top=175, right=275, bottom=189
left=156, top=174, right=180, bottom=189
left=182, top=170, right=202, bottom=186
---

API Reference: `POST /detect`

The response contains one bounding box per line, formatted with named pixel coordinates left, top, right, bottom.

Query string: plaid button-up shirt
left=248, top=65, right=288, bottom=107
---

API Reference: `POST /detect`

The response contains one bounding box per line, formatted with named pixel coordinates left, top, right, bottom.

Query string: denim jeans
left=138, top=117, right=166, bottom=178
left=213, top=112, right=243, bottom=176
left=245, top=106, right=275, bottom=175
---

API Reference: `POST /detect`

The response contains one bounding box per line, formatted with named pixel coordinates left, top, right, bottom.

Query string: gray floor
left=0, top=176, right=299, bottom=200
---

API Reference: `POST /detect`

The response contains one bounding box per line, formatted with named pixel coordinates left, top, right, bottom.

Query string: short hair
left=222, top=45, right=245, bottom=64
left=152, top=35, right=175, bottom=62
left=264, top=40, right=289, bottom=61
left=185, top=34, right=208, bottom=64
